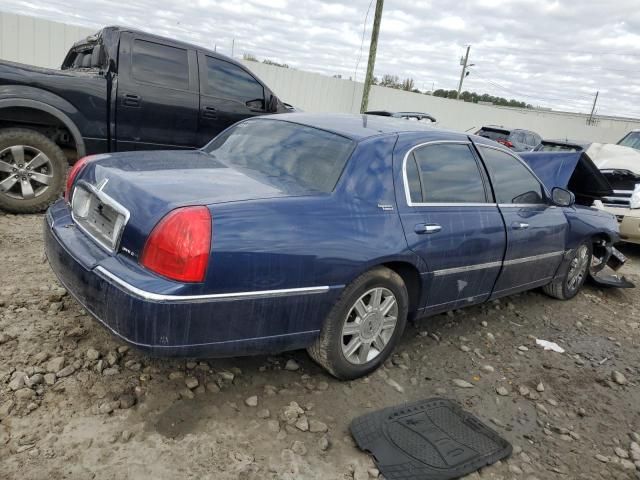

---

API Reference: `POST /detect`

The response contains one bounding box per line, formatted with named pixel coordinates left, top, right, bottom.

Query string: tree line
left=373, top=75, right=531, bottom=108
left=241, top=56, right=531, bottom=109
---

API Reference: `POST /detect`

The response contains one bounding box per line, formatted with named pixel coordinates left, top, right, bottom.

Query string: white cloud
left=1, top=0, right=639, bottom=117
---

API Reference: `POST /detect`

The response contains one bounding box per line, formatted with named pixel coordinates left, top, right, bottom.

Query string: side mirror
left=268, top=94, right=279, bottom=113
left=551, top=187, right=575, bottom=207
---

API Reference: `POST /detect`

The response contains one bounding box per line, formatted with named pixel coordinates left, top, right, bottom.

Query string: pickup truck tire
left=307, top=266, right=408, bottom=380
left=543, top=241, right=592, bottom=300
left=0, top=129, right=67, bottom=213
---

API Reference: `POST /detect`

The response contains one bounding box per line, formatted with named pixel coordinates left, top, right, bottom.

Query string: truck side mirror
left=268, top=94, right=279, bottom=113
left=551, top=187, right=575, bottom=207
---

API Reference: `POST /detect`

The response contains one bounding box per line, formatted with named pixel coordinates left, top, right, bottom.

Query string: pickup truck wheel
left=0, top=129, right=67, bottom=213
left=543, top=241, right=592, bottom=300
left=307, top=267, right=408, bottom=380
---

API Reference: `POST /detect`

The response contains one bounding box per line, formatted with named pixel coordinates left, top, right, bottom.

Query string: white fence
left=2, top=11, right=639, bottom=143
left=0, top=12, right=94, bottom=69
left=243, top=60, right=640, bottom=143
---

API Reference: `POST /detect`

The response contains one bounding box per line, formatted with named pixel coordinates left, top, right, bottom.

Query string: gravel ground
left=1, top=212, right=640, bottom=480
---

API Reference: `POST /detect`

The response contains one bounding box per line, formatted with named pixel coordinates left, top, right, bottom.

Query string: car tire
left=307, top=266, right=408, bottom=380
left=0, top=128, right=67, bottom=214
left=542, top=241, right=592, bottom=300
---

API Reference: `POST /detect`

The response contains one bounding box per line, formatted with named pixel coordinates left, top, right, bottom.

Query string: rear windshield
left=538, top=143, right=582, bottom=152
left=618, top=132, right=640, bottom=151
left=476, top=128, right=510, bottom=141
left=204, top=119, right=355, bottom=192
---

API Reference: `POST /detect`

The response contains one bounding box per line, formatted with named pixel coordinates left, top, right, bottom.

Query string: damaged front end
left=589, top=239, right=634, bottom=288
left=520, top=151, right=634, bottom=289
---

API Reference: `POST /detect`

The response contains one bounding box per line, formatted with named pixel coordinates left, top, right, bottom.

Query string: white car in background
left=588, top=143, right=640, bottom=245
left=535, top=138, right=640, bottom=245
left=618, top=130, right=640, bottom=151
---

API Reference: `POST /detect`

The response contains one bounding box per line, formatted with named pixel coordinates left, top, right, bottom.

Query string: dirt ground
left=1, top=212, right=640, bottom=480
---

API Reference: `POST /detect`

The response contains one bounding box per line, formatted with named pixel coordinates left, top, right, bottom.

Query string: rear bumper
left=44, top=200, right=338, bottom=357
left=600, top=206, right=640, bottom=244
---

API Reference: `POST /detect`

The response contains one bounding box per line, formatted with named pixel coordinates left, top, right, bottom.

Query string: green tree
left=401, top=78, right=415, bottom=91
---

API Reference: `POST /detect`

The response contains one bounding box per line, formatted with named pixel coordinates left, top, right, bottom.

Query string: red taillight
left=497, top=139, right=514, bottom=148
left=65, top=155, right=94, bottom=201
left=140, top=206, right=212, bottom=283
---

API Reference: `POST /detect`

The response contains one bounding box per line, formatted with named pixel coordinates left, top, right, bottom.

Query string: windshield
left=537, top=143, right=582, bottom=152
left=618, top=132, right=640, bottom=151
left=204, top=119, right=355, bottom=193
left=476, top=128, right=510, bottom=141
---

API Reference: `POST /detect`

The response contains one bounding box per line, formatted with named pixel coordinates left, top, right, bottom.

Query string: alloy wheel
left=341, top=287, right=398, bottom=365
left=0, top=145, right=54, bottom=200
left=567, top=245, right=589, bottom=291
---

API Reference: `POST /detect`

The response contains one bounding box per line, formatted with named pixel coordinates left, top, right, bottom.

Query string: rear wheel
left=307, top=267, right=408, bottom=380
left=543, top=241, right=592, bottom=300
left=0, top=129, right=67, bottom=213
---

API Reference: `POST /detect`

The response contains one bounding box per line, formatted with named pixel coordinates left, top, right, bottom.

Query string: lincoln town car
left=45, top=113, right=626, bottom=379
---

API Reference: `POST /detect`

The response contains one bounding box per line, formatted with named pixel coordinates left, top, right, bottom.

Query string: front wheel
left=307, top=267, right=408, bottom=380
left=543, top=241, right=592, bottom=300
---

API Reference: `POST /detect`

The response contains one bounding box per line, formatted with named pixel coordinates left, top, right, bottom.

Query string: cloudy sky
left=4, top=0, right=640, bottom=118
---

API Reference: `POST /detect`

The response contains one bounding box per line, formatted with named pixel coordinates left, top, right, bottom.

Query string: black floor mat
left=350, top=398, right=512, bottom=480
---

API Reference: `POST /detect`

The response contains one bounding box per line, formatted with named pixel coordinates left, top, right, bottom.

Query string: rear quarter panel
left=205, top=134, right=423, bottom=293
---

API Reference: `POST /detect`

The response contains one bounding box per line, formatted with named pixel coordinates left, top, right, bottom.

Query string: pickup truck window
left=205, top=56, right=265, bottom=107
left=407, top=143, right=487, bottom=204
left=479, top=146, right=545, bottom=204
left=132, top=40, right=189, bottom=90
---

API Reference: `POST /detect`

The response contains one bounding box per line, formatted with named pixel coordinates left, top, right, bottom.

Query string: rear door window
left=204, top=56, right=265, bottom=108
left=479, top=146, right=545, bottom=204
left=406, top=143, right=488, bottom=203
left=131, top=40, right=189, bottom=90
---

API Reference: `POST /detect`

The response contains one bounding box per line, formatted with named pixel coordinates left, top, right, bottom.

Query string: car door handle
left=512, top=222, right=529, bottom=230
left=122, top=94, right=141, bottom=107
left=415, top=223, right=441, bottom=234
left=202, top=106, right=218, bottom=119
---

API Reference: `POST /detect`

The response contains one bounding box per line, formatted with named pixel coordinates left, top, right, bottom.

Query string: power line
left=353, top=0, right=375, bottom=82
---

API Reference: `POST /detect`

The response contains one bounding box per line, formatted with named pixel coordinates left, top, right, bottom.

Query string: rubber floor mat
left=350, top=398, right=512, bottom=480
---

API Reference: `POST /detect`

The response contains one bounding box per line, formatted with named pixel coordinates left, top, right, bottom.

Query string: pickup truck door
left=115, top=33, right=199, bottom=150
left=395, top=137, right=507, bottom=315
left=474, top=143, right=567, bottom=298
left=197, top=52, right=269, bottom=146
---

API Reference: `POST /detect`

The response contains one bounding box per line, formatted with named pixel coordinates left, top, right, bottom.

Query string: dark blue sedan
left=45, top=113, right=622, bottom=379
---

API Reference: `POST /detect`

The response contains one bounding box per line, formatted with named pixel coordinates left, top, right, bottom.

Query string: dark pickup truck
left=0, top=26, right=290, bottom=213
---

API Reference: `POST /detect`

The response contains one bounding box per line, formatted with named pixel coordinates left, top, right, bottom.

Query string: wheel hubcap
left=341, top=287, right=398, bottom=365
left=567, top=245, right=589, bottom=291
left=0, top=145, right=53, bottom=200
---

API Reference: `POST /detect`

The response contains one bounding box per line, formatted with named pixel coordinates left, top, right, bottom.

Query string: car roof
left=263, top=113, right=453, bottom=141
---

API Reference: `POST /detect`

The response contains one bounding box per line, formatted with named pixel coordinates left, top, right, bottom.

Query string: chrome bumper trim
left=94, top=266, right=335, bottom=303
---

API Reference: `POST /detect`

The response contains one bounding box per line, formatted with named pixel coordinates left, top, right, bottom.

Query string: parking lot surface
left=1, top=212, right=640, bottom=479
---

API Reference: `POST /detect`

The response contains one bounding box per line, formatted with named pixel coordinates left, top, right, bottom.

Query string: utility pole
left=588, top=91, right=599, bottom=125
left=360, top=0, right=384, bottom=113
left=231, top=39, right=235, bottom=58
left=456, top=45, right=471, bottom=100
